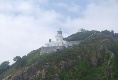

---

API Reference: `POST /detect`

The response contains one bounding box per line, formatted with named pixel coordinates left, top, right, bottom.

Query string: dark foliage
left=0, top=61, right=10, bottom=74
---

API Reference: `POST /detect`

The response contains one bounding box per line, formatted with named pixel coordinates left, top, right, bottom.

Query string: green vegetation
left=0, top=61, right=10, bottom=74
left=65, top=30, right=100, bottom=41
left=0, top=30, right=118, bottom=80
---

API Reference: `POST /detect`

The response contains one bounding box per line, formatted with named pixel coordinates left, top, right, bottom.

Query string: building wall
left=55, top=34, right=63, bottom=41
left=40, top=46, right=65, bottom=54
left=45, top=40, right=70, bottom=47
left=69, top=41, right=81, bottom=46
left=40, top=41, right=80, bottom=54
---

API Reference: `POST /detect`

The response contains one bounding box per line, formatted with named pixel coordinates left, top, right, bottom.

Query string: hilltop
left=0, top=29, right=118, bottom=80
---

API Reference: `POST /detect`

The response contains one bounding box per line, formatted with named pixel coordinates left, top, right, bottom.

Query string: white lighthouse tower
left=45, top=28, right=66, bottom=47
left=55, top=28, right=63, bottom=42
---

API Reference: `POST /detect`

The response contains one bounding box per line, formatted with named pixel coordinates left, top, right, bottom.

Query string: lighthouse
left=55, top=28, right=63, bottom=42
left=40, top=28, right=80, bottom=54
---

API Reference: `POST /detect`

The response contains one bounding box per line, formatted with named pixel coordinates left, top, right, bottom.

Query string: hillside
left=1, top=30, right=118, bottom=80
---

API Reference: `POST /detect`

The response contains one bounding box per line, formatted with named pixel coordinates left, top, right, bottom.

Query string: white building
left=40, top=29, right=80, bottom=54
left=45, top=28, right=72, bottom=47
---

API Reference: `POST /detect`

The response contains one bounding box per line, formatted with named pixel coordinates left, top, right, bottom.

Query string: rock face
left=2, top=57, right=77, bottom=80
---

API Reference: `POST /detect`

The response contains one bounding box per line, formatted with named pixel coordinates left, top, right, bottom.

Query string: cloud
left=80, top=0, right=118, bottom=32
left=56, top=3, right=80, bottom=13
left=61, top=0, right=118, bottom=33
left=0, top=0, right=62, bottom=64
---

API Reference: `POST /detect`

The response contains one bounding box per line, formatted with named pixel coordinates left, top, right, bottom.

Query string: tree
left=13, top=56, right=21, bottom=62
left=21, top=56, right=27, bottom=67
left=13, top=56, right=22, bottom=68
left=101, top=30, right=111, bottom=35
left=0, top=61, right=10, bottom=74
left=80, top=28, right=86, bottom=32
left=13, top=56, right=27, bottom=68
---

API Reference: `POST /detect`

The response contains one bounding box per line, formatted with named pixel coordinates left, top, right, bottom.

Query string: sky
left=0, top=0, right=118, bottom=64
